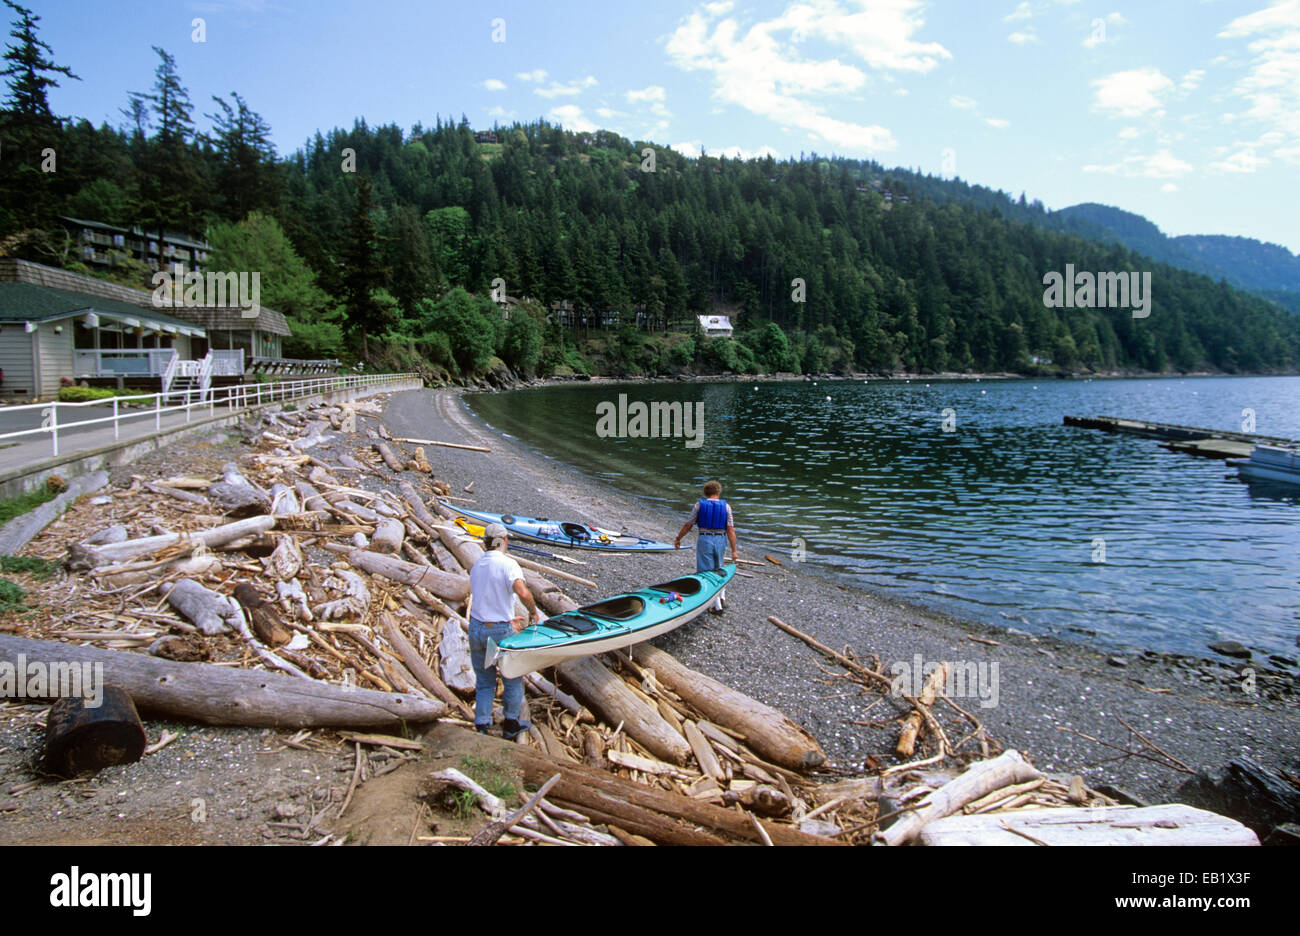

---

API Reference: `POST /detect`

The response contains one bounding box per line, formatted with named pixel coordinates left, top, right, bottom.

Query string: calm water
left=466, top=377, right=1300, bottom=657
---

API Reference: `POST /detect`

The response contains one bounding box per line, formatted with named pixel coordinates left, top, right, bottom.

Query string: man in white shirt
left=468, top=523, right=540, bottom=739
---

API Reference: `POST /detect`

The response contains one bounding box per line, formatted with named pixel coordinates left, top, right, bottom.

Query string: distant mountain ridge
left=844, top=163, right=1299, bottom=313
left=1053, top=203, right=1300, bottom=301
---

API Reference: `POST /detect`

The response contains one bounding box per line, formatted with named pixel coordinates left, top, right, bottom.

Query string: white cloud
left=627, top=86, right=667, bottom=104
left=1179, top=68, right=1206, bottom=91
left=1092, top=67, right=1175, bottom=117
left=1083, top=149, right=1193, bottom=178
left=1004, top=2, right=1034, bottom=22
left=947, top=95, right=1008, bottom=128
left=481, top=79, right=507, bottom=92
left=1209, top=143, right=1268, bottom=173
left=1161, top=183, right=1178, bottom=192
left=535, top=76, right=599, bottom=99
left=1007, top=29, right=1038, bottom=44
left=703, top=0, right=733, bottom=14
left=595, top=107, right=626, bottom=119
left=624, top=86, right=672, bottom=136
left=516, top=69, right=548, bottom=83
left=1217, top=0, right=1300, bottom=165
left=487, top=105, right=516, bottom=119
left=666, top=0, right=954, bottom=153
left=548, top=105, right=597, bottom=133
left=1118, top=126, right=1140, bottom=139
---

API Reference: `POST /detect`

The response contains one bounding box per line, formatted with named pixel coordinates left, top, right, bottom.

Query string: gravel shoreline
left=384, top=387, right=1297, bottom=805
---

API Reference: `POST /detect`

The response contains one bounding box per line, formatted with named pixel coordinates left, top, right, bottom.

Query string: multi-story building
left=57, top=216, right=211, bottom=274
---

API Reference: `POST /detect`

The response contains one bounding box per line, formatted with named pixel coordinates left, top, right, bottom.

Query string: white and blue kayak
left=484, top=564, right=736, bottom=678
left=444, top=503, right=674, bottom=552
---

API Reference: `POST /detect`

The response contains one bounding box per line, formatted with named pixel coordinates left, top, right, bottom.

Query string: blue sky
left=26, top=0, right=1300, bottom=253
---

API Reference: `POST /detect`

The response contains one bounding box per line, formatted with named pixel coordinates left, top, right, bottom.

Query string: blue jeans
left=696, top=533, right=727, bottom=572
left=467, top=618, right=525, bottom=727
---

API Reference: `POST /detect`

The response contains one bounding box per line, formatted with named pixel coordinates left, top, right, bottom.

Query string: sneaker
left=708, top=606, right=724, bottom=616
left=502, top=719, right=531, bottom=741
left=475, top=724, right=491, bottom=735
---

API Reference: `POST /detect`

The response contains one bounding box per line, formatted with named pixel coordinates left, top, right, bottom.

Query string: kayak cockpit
left=581, top=595, right=646, bottom=620
left=647, top=577, right=704, bottom=596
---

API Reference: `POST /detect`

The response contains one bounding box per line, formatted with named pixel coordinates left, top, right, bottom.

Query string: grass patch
left=0, top=577, right=28, bottom=612
left=461, top=754, right=518, bottom=801
left=0, top=555, right=59, bottom=579
left=0, top=487, right=57, bottom=525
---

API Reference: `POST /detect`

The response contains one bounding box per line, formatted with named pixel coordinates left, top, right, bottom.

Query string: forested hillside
left=2, top=9, right=1298, bottom=381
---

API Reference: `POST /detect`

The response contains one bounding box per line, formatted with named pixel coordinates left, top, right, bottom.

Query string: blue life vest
left=697, top=498, right=728, bottom=530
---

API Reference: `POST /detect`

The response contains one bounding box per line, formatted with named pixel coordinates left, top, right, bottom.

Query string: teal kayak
left=445, top=503, right=674, bottom=552
left=485, top=564, right=736, bottom=679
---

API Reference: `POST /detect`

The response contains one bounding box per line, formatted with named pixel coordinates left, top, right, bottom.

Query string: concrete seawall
left=0, top=377, right=424, bottom=500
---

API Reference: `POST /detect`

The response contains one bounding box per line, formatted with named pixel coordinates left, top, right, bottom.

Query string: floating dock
left=1063, top=415, right=1297, bottom=460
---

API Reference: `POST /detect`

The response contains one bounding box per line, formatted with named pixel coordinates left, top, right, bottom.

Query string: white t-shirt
left=469, top=550, right=525, bottom=623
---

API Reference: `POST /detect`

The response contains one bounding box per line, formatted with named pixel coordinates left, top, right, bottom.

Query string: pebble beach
left=384, top=386, right=1298, bottom=805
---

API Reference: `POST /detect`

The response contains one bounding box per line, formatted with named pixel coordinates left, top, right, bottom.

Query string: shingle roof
left=0, top=282, right=206, bottom=335
left=165, top=304, right=291, bottom=337
left=0, top=257, right=289, bottom=336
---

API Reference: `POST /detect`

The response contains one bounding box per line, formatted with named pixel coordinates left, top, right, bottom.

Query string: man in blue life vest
left=673, top=479, right=738, bottom=614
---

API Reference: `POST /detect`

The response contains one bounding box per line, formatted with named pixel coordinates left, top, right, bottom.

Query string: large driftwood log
left=876, top=749, right=1044, bottom=846
left=556, top=655, right=691, bottom=765
left=370, top=518, right=405, bottom=555
left=0, top=635, right=445, bottom=728
left=439, top=614, right=475, bottom=696
left=326, top=545, right=470, bottom=602
left=67, top=516, right=275, bottom=570
left=160, top=579, right=243, bottom=635
left=917, top=803, right=1259, bottom=846
left=515, top=750, right=841, bottom=846
left=380, top=613, right=473, bottom=718
left=0, top=470, right=109, bottom=555
left=632, top=643, right=826, bottom=772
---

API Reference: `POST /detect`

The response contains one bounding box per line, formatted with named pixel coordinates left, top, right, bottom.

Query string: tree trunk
left=554, top=655, right=691, bottom=765
left=380, top=613, right=473, bottom=718
left=632, top=643, right=825, bottom=772
left=0, top=470, right=109, bottom=555
left=514, top=749, right=842, bottom=846
left=327, top=545, right=470, bottom=602
left=0, top=635, right=445, bottom=728
left=67, top=516, right=275, bottom=570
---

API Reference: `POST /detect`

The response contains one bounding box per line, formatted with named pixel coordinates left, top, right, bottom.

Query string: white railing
left=198, top=353, right=214, bottom=402
left=160, top=351, right=180, bottom=395
left=73, top=348, right=177, bottom=378
left=0, top=372, right=421, bottom=458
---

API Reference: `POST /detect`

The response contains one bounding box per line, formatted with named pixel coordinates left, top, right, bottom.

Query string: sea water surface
left=465, top=376, right=1300, bottom=658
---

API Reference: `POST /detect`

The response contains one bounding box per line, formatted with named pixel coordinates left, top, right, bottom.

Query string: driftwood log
left=160, top=578, right=243, bottom=636
left=0, top=470, right=109, bottom=555
left=67, top=515, right=275, bottom=570
left=515, top=749, right=841, bottom=846
left=876, top=749, right=1043, bottom=846
left=380, top=613, right=473, bottom=718
left=0, top=635, right=445, bottom=728
left=370, top=518, right=405, bottom=554
left=327, top=545, right=470, bottom=602
left=632, top=643, right=826, bottom=772
left=374, top=441, right=406, bottom=472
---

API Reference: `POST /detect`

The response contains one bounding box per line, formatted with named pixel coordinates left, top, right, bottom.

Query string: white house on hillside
left=697, top=314, right=733, bottom=338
